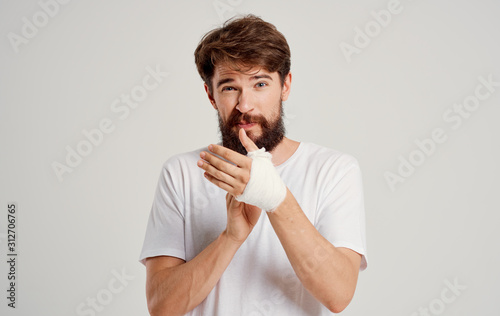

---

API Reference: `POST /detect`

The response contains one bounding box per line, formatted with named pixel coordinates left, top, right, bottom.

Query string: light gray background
left=1, top=0, right=499, bottom=315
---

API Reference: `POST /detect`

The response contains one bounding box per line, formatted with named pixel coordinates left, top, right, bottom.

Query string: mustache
left=226, top=111, right=269, bottom=128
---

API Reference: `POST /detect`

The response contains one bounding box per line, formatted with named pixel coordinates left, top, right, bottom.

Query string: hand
left=198, top=128, right=259, bottom=196
left=197, top=129, right=261, bottom=243
left=224, top=193, right=261, bottom=243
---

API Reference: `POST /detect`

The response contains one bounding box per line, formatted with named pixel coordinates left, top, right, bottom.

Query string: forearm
left=147, top=231, right=241, bottom=316
left=267, top=189, right=359, bottom=313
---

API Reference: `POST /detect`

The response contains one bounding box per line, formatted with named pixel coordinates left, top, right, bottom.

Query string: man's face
left=205, top=64, right=292, bottom=155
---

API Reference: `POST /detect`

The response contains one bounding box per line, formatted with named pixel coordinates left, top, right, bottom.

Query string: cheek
left=215, top=105, right=234, bottom=123
left=259, top=87, right=281, bottom=102
left=257, top=92, right=281, bottom=116
left=215, top=95, right=236, bottom=112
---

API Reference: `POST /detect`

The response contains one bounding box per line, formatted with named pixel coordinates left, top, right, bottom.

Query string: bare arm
left=267, top=189, right=361, bottom=313
left=145, top=230, right=241, bottom=316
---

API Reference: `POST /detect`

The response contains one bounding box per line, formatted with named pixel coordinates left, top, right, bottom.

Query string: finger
left=239, top=128, right=259, bottom=153
left=208, top=144, right=251, bottom=168
left=197, top=158, right=235, bottom=187
left=203, top=172, right=241, bottom=196
left=200, top=151, right=240, bottom=177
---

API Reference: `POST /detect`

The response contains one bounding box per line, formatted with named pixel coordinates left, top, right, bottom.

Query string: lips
left=237, top=122, right=256, bottom=129
left=228, top=113, right=266, bottom=130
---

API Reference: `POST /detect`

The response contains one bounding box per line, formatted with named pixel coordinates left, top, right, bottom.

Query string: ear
left=281, top=72, right=292, bottom=101
left=204, top=83, right=217, bottom=110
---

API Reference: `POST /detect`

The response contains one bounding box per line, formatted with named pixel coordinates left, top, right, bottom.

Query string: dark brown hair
left=194, top=15, right=291, bottom=93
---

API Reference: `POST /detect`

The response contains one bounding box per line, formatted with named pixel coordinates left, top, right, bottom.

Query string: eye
left=256, top=82, right=267, bottom=88
left=222, top=86, right=235, bottom=92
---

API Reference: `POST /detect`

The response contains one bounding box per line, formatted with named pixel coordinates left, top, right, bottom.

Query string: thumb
left=239, top=128, right=259, bottom=153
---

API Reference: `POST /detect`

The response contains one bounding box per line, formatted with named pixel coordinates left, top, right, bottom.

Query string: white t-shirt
left=139, top=142, right=367, bottom=316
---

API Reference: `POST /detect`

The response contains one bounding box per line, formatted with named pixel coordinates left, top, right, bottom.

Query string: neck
left=269, top=137, right=300, bottom=166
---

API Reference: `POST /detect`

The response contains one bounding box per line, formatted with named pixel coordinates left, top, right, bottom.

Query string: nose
left=235, top=89, right=254, bottom=113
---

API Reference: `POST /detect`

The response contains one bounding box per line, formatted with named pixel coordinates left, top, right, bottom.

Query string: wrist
left=220, top=229, right=245, bottom=250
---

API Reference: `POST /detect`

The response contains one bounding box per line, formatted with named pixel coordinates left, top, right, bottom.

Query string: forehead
left=213, top=64, right=276, bottom=80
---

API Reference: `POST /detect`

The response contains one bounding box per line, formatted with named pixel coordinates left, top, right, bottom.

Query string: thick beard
left=218, top=102, right=286, bottom=155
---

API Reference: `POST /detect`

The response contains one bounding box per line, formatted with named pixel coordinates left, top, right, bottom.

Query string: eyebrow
left=251, top=74, right=273, bottom=81
left=216, top=74, right=273, bottom=89
left=216, top=78, right=234, bottom=88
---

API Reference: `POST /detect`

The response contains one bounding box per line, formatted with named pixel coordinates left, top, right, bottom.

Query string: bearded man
left=139, top=15, right=367, bottom=316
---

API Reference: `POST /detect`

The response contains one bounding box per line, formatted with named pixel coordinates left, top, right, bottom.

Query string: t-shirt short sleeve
left=315, top=153, right=368, bottom=271
left=139, top=158, right=186, bottom=265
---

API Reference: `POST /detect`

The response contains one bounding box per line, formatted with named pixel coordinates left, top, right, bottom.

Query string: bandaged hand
left=198, top=128, right=287, bottom=212
left=235, top=148, right=286, bottom=212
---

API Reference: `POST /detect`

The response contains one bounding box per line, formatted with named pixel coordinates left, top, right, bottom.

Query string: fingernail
left=200, top=151, right=206, bottom=158
left=208, top=144, right=213, bottom=151
left=197, top=160, right=203, bottom=167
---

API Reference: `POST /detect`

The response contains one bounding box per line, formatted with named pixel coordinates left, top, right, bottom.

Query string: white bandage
left=235, top=148, right=287, bottom=212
